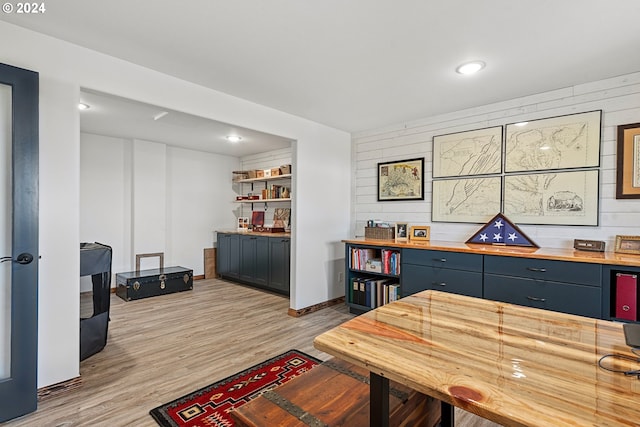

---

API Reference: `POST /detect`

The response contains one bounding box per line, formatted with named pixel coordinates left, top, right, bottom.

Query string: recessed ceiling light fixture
left=226, top=135, right=242, bottom=143
left=78, top=102, right=90, bottom=110
left=153, top=111, right=169, bottom=121
left=455, top=61, right=486, bottom=75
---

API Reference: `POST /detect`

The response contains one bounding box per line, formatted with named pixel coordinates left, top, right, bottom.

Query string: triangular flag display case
left=466, top=213, right=538, bottom=248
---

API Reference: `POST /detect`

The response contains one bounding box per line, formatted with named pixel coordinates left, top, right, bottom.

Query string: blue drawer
left=403, top=249, right=482, bottom=272
left=484, top=255, right=601, bottom=287
left=484, top=274, right=601, bottom=318
left=402, top=264, right=483, bottom=298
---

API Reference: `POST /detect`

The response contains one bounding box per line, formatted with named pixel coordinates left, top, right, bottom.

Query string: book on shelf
left=351, top=276, right=399, bottom=308
left=381, top=249, right=401, bottom=275
left=350, top=248, right=377, bottom=271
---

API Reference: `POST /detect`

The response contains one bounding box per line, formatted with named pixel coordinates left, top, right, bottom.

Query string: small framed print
left=395, top=222, right=409, bottom=241
left=410, top=226, right=430, bottom=241
left=237, top=216, right=249, bottom=231
left=614, top=235, right=640, bottom=255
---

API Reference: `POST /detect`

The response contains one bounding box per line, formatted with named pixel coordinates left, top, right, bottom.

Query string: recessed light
left=455, top=61, right=486, bottom=75
left=78, top=102, right=90, bottom=110
left=226, top=135, right=242, bottom=143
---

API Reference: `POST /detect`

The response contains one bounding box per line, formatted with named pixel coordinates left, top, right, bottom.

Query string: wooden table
left=314, top=290, right=640, bottom=427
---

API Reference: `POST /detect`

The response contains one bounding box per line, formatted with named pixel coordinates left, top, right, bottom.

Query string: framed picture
left=410, top=226, right=430, bottom=241
left=378, top=158, right=424, bottom=201
left=505, top=110, right=602, bottom=173
left=395, top=223, right=409, bottom=241
left=237, top=216, right=249, bottom=231
left=503, top=169, right=599, bottom=226
left=616, top=122, right=640, bottom=199
left=432, top=126, right=503, bottom=178
left=251, top=211, right=265, bottom=226
left=615, top=235, right=640, bottom=255
left=431, top=176, right=502, bottom=223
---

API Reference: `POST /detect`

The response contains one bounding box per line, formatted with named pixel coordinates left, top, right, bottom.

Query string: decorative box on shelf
left=365, top=258, right=382, bottom=273
left=252, top=226, right=286, bottom=233
left=365, top=226, right=395, bottom=240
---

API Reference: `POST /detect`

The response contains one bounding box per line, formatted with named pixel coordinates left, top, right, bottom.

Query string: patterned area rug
left=149, top=349, right=321, bottom=427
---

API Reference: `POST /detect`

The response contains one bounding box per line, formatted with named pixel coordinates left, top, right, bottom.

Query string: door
left=0, top=63, right=39, bottom=422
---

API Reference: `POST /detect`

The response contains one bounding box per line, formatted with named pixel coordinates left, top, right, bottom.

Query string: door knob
left=1, top=253, right=34, bottom=264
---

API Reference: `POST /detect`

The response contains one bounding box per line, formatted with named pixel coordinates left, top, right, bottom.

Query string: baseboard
left=287, top=296, right=345, bottom=317
left=193, top=274, right=205, bottom=281
left=37, top=376, right=82, bottom=401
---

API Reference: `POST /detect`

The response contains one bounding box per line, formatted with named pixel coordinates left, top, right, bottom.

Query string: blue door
left=0, top=63, right=39, bottom=422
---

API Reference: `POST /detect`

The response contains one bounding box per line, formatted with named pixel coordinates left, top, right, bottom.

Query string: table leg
left=370, top=372, right=389, bottom=427
left=441, top=401, right=454, bottom=427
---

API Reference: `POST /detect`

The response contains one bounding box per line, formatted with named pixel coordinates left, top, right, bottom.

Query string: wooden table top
left=314, top=290, right=640, bottom=427
left=343, top=237, right=640, bottom=267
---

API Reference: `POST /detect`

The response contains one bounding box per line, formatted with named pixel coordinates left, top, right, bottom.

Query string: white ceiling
left=79, top=89, right=292, bottom=157
left=3, top=0, right=640, bottom=139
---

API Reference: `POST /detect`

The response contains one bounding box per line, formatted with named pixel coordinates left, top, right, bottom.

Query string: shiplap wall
left=238, top=146, right=293, bottom=228
left=352, top=72, right=640, bottom=249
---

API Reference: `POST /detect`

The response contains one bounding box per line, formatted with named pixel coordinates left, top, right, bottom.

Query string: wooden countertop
left=217, top=230, right=291, bottom=238
left=343, top=237, right=640, bottom=267
left=315, top=290, right=640, bottom=426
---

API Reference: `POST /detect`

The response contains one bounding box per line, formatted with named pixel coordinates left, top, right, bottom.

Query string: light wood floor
left=3, top=279, right=500, bottom=426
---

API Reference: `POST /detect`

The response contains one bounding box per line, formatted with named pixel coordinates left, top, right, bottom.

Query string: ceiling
left=79, top=89, right=292, bottom=157
left=3, top=1, right=640, bottom=139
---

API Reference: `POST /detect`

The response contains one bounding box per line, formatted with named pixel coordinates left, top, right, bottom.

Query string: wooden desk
left=314, top=290, right=640, bottom=427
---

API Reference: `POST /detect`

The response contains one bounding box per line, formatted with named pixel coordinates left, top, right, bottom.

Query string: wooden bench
left=231, top=358, right=440, bottom=427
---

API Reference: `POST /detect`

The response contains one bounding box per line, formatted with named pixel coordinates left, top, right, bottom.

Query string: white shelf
left=233, top=174, right=292, bottom=184
left=235, top=198, right=291, bottom=204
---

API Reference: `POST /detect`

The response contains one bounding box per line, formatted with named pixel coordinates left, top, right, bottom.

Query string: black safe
left=116, top=266, right=193, bottom=301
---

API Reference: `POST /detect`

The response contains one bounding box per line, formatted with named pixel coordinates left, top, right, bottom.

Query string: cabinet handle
left=526, top=296, right=546, bottom=302
left=433, top=282, right=446, bottom=287
left=434, top=258, right=447, bottom=263
left=526, top=267, right=547, bottom=273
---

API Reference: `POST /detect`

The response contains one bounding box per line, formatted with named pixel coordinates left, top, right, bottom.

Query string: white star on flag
left=479, top=233, right=488, bottom=241
left=508, top=232, right=518, bottom=241
left=494, top=219, right=503, bottom=229
left=493, top=233, right=502, bottom=241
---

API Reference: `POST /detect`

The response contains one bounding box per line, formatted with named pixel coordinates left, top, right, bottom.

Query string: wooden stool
left=231, top=358, right=440, bottom=427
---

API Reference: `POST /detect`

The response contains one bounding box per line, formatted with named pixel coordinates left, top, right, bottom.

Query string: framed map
left=615, top=122, right=640, bottom=199
left=433, top=126, right=503, bottom=178
left=377, top=157, right=424, bottom=201
left=431, top=176, right=501, bottom=223
left=505, top=110, right=601, bottom=173
left=503, top=169, right=599, bottom=226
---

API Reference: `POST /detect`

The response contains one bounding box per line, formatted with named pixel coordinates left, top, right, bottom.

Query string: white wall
left=1, top=21, right=350, bottom=388
left=81, top=133, right=256, bottom=284
left=352, top=72, right=640, bottom=249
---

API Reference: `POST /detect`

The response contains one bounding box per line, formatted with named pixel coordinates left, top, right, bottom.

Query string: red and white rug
left=149, top=349, right=321, bottom=427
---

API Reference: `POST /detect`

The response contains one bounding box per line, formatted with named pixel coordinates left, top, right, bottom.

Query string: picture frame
left=431, top=176, right=502, bottom=223
left=614, top=235, right=640, bottom=255
left=505, top=110, right=602, bottom=173
left=409, top=226, right=430, bottom=241
left=432, top=126, right=503, bottom=178
left=615, top=122, right=640, bottom=199
left=237, top=216, right=249, bottom=231
left=377, top=158, right=424, bottom=201
left=503, top=169, right=599, bottom=226
left=395, top=222, right=409, bottom=241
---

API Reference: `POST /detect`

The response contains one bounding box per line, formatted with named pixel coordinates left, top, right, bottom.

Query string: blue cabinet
left=217, top=233, right=289, bottom=295
left=483, top=255, right=602, bottom=318
left=343, top=241, right=611, bottom=319
left=402, top=249, right=482, bottom=298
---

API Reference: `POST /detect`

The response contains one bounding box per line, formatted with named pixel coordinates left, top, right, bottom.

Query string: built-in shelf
left=233, top=174, right=292, bottom=184
left=235, top=198, right=292, bottom=203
